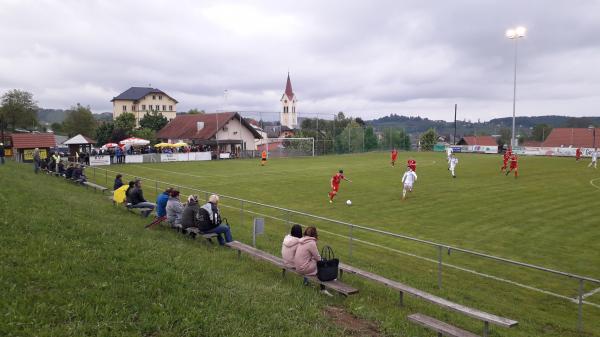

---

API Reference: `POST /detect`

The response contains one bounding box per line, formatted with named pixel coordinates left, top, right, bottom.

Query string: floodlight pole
left=454, top=104, right=457, bottom=145
left=510, top=38, right=519, bottom=148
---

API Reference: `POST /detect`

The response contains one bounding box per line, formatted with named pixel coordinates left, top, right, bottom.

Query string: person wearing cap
left=200, top=194, right=233, bottom=245
left=0, top=143, right=5, bottom=165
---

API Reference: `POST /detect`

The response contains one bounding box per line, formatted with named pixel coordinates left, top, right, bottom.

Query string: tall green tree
left=364, top=126, right=378, bottom=151
left=139, top=111, right=169, bottom=131
left=132, top=128, right=157, bottom=144
left=531, top=124, right=552, bottom=141
left=62, top=103, right=97, bottom=137
left=95, top=122, right=114, bottom=146
left=114, top=112, right=136, bottom=133
left=419, top=128, right=437, bottom=151
left=497, top=128, right=512, bottom=147
left=188, top=108, right=205, bottom=115
left=379, top=128, right=411, bottom=150
left=0, top=89, right=38, bottom=130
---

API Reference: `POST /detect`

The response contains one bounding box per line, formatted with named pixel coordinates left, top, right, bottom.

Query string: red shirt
left=510, top=155, right=518, bottom=168
left=332, top=173, right=344, bottom=186
left=391, top=150, right=398, bottom=160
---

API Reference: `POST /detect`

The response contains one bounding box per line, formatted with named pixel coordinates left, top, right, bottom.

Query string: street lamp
left=506, top=26, right=526, bottom=148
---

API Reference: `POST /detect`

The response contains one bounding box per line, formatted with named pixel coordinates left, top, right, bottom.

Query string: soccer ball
left=346, top=200, right=352, bottom=206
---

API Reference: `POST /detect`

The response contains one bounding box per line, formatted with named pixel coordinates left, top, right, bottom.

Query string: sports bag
left=317, top=245, right=339, bottom=281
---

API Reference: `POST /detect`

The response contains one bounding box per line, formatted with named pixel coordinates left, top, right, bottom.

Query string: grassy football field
left=82, top=151, right=600, bottom=335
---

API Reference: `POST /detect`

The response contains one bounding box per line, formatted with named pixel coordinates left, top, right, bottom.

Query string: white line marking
left=219, top=202, right=600, bottom=309
left=582, top=286, right=600, bottom=299
left=590, top=178, right=600, bottom=190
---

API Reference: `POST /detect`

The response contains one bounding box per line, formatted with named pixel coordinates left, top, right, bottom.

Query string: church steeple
left=280, top=72, right=297, bottom=129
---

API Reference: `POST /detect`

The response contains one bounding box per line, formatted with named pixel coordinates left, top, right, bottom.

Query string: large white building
left=280, top=73, right=298, bottom=129
left=111, top=87, right=178, bottom=126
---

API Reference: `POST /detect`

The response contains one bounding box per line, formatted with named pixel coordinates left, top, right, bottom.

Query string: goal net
left=256, top=138, right=315, bottom=158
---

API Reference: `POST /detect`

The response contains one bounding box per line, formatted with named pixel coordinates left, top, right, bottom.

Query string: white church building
left=280, top=73, right=298, bottom=129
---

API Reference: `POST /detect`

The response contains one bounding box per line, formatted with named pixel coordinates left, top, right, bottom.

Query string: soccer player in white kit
left=401, top=167, right=418, bottom=200
left=449, top=154, right=458, bottom=178
left=588, top=149, right=598, bottom=169
left=446, top=147, right=453, bottom=169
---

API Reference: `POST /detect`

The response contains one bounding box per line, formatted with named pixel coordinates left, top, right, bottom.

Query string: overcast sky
left=1, top=0, right=600, bottom=121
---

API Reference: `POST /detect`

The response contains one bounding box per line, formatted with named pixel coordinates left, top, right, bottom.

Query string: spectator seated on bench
left=71, top=164, right=87, bottom=184
left=293, top=226, right=333, bottom=297
left=166, top=189, right=184, bottom=229
left=199, top=194, right=233, bottom=246
left=281, top=224, right=303, bottom=269
left=127, top=179, right=155, bottom=217
left=113, top=174, right=124, bottom=191
left=64, top=163, right=74, bottom=179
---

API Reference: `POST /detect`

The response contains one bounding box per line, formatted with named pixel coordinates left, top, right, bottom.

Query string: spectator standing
left=33, top=148, right=40, bottom=173
left=113, top=174, right=124, bottom=190
left=200, top=194, right=233, bottom=246
left=52, top=152, right=60, bottom=174
left=0, top=143, right=5, bottom=165
left=129, top=179, right=155, bottom=217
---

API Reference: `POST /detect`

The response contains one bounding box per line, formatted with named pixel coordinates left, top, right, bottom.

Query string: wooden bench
left=183, top=227, right=218, bottom=242
left=226, top=241, right=358, bottom=296
left=83, top=181, right=108, bottom=194
left=338, top=263, right=517, bottom=337
left=408, top=313, right=479, bottom=337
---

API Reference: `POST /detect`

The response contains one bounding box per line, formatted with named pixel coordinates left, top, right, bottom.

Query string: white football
left=346, top=200, right=352, bottom=206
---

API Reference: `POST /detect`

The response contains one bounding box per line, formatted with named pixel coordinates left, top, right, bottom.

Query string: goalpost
left=261, top=137, right=315, bottom=158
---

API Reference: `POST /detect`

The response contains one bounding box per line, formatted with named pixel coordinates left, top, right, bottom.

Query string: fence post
left=93, top=167, right=96, bottom=180
left=578, top=279, right=584, bottom=332
left=155, top=181, right=158, bottom=195
left=240, top=200, right=244, bottom=230
left=349, top=225, right=354, bottom=261
left=105, top=169, right=107, bottom=186
left=438, top=245, right=443, bottom=289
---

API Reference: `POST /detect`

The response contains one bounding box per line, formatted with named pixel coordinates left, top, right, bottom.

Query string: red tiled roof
left=459, top=136, right=497, bottom=146
left=284, top=73, right=294, bottom=99
left=11, top=133, right=57, bottom=149
left=157, top=112, right=262, bottom=140
left=542, top=128, right=600, bottom=148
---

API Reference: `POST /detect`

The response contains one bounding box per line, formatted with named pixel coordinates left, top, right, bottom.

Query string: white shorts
left=404, top=183, right=413, bottom=190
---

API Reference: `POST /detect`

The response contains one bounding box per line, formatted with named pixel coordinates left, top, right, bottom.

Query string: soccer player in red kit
left=501, top=148, right=512, bottom=172
left=391, top=149, right=398, bottom=166
left=407, top=159, right=417, bottom=172
left=505, top=154, right=518, bottom=178
left=328, top=169, right=352, bottom=203
left=576, top=148, right=582, bottom=161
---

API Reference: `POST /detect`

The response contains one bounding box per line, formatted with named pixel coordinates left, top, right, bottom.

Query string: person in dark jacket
left=129, top=179, right=155, bottom=217
left=125, top=181, right=135, bottom=204
left=0, top=143, right=5, bottom=165
left=65, top=163, right=74, bottom=179
left=181, top=195, right=202, bottom=230
left=200, top=194, right=233, bottom=246
left=113, top=174, right=124, bottom=190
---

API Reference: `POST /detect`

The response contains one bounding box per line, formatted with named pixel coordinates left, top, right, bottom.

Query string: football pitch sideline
left=86, top=151, right=600, bottom=335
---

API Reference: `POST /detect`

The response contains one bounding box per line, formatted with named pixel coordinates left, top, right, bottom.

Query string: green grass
left=3, top=151, right=600, bottom=337
left=80, top=151, right=600, bottom=336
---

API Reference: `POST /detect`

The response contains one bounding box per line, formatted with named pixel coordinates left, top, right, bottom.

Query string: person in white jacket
left=401, top=167, right=418, bottom=200
left=588, top=149, right=598, bottom=169
left=449, top=154, right=459, bottom=178
left=281, top=225, right=303, bottom=268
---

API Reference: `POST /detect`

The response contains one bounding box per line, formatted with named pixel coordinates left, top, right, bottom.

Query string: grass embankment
left=83, top=152, right=600, bottom=337
left=0, top=162, right=353, bottom=337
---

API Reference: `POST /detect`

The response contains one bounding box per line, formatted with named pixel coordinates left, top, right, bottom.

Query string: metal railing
left=90, top=164, right=600, bottom=333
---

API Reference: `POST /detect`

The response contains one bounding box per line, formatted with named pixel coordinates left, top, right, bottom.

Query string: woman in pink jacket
left=281, top=225, right=303, bottom=268
left=293, top=227, right=321, bottom=276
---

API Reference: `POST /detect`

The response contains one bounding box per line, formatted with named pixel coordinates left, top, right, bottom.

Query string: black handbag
left=317, top=245, right=339, bottom=281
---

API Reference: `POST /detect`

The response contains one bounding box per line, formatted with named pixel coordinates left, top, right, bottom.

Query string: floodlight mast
left=506, top=26, right=526, bottom=148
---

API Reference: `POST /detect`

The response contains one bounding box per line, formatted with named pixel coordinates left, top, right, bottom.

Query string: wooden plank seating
left=82, top=181, right=108, bottom=194
left=183, top=227, right=218, bottom=242
left=338, top=263, right=517, bottom=337
left=408, top=313, right=480, bottom=337
left=225, top=241, right=358, bottom=296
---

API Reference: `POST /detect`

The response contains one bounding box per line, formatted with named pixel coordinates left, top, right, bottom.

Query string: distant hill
left=93, top=112, right=113, bottom=122
left=37, top=109, right=68, bottom=124
left=367, top=114, right=600, bottom=137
